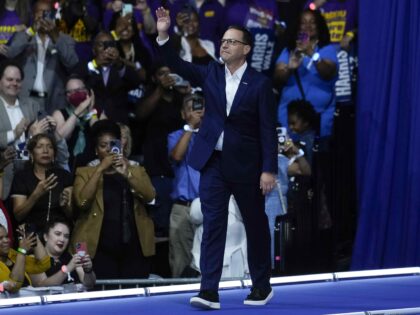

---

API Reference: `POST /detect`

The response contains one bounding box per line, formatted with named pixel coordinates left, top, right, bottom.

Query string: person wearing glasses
left=156, top=7, right=277, bottom=310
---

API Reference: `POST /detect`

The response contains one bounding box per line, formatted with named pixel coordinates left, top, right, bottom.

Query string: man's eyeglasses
left=220, top=38, right=248, bottom=46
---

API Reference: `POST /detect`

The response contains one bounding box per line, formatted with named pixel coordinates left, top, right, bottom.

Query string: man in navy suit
left=156, top=7, right=278, bottom=310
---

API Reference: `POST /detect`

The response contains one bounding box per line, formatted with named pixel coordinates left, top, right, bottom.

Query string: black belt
left=30, top=90, right=48, bottom=98
left=174, top=199, right=192, bottom=207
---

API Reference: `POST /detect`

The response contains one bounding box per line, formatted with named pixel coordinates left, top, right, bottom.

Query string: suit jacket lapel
left=230, top=67, right=252, bottom=114
left=94, top=172, right=104, bottom=213
left=0, top=99, right=12, bottom=131
left=217, top=65, right=227, bottom=118
left=19, top=99, right=31, bottom=118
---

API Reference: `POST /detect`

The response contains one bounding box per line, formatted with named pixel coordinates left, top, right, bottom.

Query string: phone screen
left=75, top=242, right=87, bottom=258
left=122, top=4, right=133, bottom=16
left=110, top=139, right=122, bottom=155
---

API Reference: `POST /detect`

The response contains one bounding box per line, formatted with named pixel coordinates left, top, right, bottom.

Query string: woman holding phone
left=273, top=9, right=338, bottom=138
left=0, top=223, right=50, bottom=293
left=11, top=133, right=73, bottom=232
left=71, top=120, right=156, bottom=279
left=30, top=218, right=95, bottom=289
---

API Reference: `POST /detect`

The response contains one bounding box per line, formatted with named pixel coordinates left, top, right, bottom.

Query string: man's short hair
left=0, top=59, right=24, bottom=80
left=226, top=25, right=253, bottom=47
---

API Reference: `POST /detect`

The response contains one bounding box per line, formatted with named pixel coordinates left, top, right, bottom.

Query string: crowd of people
left=0, top=0, right=357, bottom=296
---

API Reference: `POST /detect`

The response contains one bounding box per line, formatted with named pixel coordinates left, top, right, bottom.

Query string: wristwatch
left=312, top=52, right=321, bottom=63
left=183, top=124, right=199, bottom=133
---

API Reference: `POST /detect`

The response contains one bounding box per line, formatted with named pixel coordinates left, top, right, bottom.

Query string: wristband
left=61, top=265, right=74, bottom=282
left=183, top=124, right=199, bottom=133
left=88, top=59, right=100, bottom=74
left=296, top=149, right=305, bottom=158
left=61, top=265, right=69, bottom=273
left=26, top=27, right=35, bottom=37
left=110, top=30, right=119, bottom=41
left=17, top=247, right=27, bottom=255
left=345, top=31, right=355, bottom=39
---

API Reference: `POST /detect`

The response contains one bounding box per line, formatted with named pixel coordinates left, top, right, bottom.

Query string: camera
left=168, top=73, right=189, bottom=87
left=276, top=127, right=292, bottom=151
left=37, top=110, right=53, bottom=133
left=75, top=242, right=87, bottom=258
left=192, top=96, right=204, bottom=111
left=110, top=139, right=121, bottom=155
left=122, top=3, right=133, bottom=16
left=277, top=127, right=287, bottom=145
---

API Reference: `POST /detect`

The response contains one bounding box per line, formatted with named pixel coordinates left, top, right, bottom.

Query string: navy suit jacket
left=159, top=40, right=277, bottom=183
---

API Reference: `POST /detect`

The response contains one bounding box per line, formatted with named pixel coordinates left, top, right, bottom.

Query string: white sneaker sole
left=190, top=296, right=221, bottom=310
left=243, top=289, right=274, bottom=306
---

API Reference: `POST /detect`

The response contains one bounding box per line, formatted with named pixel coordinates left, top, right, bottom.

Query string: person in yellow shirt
left=0, top=224, right=50, bottom=292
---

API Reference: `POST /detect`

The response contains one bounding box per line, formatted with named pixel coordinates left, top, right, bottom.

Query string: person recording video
left=168, top=92, right=204, bottom=277
left=4, top=0, right=79, bottom=114
left=71, top=119, right=156, bottom=279
left=11, top=133, right=73, bottom=233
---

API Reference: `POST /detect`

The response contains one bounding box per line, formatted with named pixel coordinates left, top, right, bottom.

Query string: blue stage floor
left=2, top=275, right=420, bottom=314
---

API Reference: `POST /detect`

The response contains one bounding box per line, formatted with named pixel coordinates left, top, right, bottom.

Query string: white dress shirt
left=33, top=35, right=49, bottom=93
left=156, top=36, right=248, bottom=151
left=215, top=62, right=248, bottom=151
left=1, top=96, right=25, bottom=144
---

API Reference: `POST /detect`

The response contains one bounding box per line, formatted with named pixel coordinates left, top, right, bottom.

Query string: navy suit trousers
left=199, top=152, right=271, bottom=291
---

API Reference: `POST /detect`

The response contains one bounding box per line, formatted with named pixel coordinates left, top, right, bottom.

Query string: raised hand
left=14, top=117, right=28, bottom=139
left=33, top=173, right=58, bottom=198
left=59, top=189, right=71, bottom=208
left=0, top=146, right=16, bottom=171
left=156, top=7, right=171, bottom=38
left=113, top=155, right=129, bottom=177
left=29, top=118, right=51, bottom=136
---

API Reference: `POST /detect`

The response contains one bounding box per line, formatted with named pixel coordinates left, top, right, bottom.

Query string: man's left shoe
left=243, top=287, right=274, bottom=306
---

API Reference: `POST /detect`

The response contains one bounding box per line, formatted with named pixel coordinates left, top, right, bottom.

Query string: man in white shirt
left=5, top=0, right=79, bottom=114
left=156, top=7, right=277, bottom=310
left=0, top=60, right=67, bottom=198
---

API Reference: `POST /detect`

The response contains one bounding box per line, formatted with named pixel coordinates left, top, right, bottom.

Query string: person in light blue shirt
left=274, top=9, right=338, bottom=138
left=167, top=92, right=204, bottom=277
